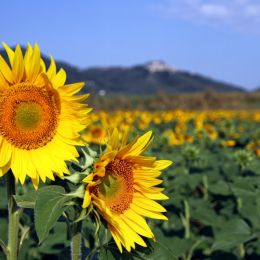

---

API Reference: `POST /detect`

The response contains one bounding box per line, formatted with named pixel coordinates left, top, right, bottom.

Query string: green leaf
left=187, top=174, right=202, bottom=190
left=99, top=247, right=115, bottom=260
left=38, top=222, right=69, bottom=254
left=248, top=160, right=260, bottom=175
left=148, top=241, right=178, bottom=260
left=208, top=180, right=231, bottom=196
left=240, top=197, right=260, bottom=229
left=35, top=186, right=70, bottom=243
left=192, top=205, right=221, bottom=227
left=212, top=218, right=251, bottom=251
left=157, top=237, right=192, bottom=258
left=14, top=190, right=37, bottom=208
left=154, top=227, right=193, bottom=257
left=231, top=185, right=255, bottom=198
left=99, top=240, right=178, bottom=260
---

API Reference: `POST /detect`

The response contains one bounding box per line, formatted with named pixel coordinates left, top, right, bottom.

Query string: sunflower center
left=91, top=128, right=103, bottom=138
left=15, top=102, right=42, bottom=130
left=98, top=159, right=134, bottom=214
left=99, top=174, right=120, bottom=198
left=0, top=82, right=60, bottom=150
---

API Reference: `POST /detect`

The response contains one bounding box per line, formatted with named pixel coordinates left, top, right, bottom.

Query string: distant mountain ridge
left=0, top=48, right=245, bottom=94
left=81, top=61, right=245, bottom=94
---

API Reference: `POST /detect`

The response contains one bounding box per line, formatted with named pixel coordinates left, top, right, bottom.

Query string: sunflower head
left=82, top=125, right=108, bottom=145
left=0, top=43, right=91, bottom=188
left=82, top=129, right=172, bottom=253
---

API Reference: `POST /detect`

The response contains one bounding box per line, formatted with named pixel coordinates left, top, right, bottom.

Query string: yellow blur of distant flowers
left=83, top=110, right=260, bottom=158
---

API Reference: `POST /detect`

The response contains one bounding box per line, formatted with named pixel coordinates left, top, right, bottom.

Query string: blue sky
left=1, top=0, right=260, bottom=90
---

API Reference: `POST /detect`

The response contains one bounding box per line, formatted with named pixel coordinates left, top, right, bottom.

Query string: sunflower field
left=83, top=110, right=260, bottom=259
left=0, top=44, right=260, bottom=260
left=1, top=108, right=260, bottom=259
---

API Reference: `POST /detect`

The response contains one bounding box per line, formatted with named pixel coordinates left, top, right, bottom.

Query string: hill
left=0, top=49, right=244, bottom=94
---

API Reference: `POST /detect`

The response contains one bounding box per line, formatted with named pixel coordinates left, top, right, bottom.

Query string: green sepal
left=65, top=185, right=85, bottom=199
left=75, top=204, right=93, bottom=223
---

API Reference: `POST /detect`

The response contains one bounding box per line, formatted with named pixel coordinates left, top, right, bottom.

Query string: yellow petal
left=0, top=139, right=12, bottom=167
left=134, top=168, right=161, bottom=178
left=133, top=195, right=167, bottom=212
left=154, top=160, right=173, bottom=170
left=0, top=55, right=14, bottom=83
left=31, top=176, right=39, bottom=190
left=127, top=156, right=156, bottom=167
left=12, top=45, right=24, bottom=83
left=52, top=68, right=66, bottom=88
left=124, top=209, right=154, bottom=238
left=26, top=44, right=41, bottom=82
left=117, top=217, right=147, bottom=248
left=3, top=163, right=11, bottom=176
left=134, top=184, right=169, bottom=200
left=108, top=128, right=119, bottom=151
left=16, top=152, right=28, bottom=184
left=110, top=226, right=123, bottom=253
left=2, top=42, right=15, bottom=66
left=119, top=131, right=153, bottom=158
left=130, top=203, right=168, bottom=220
left=60, top=82, right=85, bottom=95
left=65, top=93, right=90, bottom=102
left=0, top=71, right=8, bottom=88
left=82, top=173, right=94, bottom=183
left=40, top=59, right=46, bottom=72
left=46, top=56, right=56, bottom=80
left=24, top=43, right=33, bottom=65
left=0, top=160, right=11, bottom=177
left=121, top=127, right=130, bottom=147
left=10, top=148, right=24, bottom=181
left=135, top=178, right=163, bottom=187
left=0, top=168, right=4, bottom=177
left=82, top=189, right=91, bottom=208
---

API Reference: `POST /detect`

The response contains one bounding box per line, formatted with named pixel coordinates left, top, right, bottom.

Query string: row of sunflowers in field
left=83, top=110, right=260, bottom=259
left=84, top=110, right=260, bottom=157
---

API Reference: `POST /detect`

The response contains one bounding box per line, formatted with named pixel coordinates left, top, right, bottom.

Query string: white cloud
left=245, top=4, right=260, bottom=16
left=200, top=4, right=229, bottom=18
left=153, top=0, right=260, bottom=33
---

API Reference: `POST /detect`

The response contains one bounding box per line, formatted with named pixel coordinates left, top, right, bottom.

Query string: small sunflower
left=0, top=43, right=91, bottom=188
left=82, top=125, right=108, bottom=145
left=82, top=129, right=172, bottom=252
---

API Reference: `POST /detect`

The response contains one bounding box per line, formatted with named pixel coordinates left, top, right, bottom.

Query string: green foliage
left=14, top=190, right=37, bottom=208
left=34, top=186, right=71, bottom=243
left=0, top=117, right=260, bottom=259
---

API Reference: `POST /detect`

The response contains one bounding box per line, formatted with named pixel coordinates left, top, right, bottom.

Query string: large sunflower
left=0, top=43, right=91, bottom=188
left=82, top=129, right=172, bottom=252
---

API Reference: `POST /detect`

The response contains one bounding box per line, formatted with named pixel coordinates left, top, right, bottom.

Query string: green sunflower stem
left=202, top=175, right=208, bottom=201
left=70, top=222, right=82, bottom=260
left=6, top=172, right=20, bottom=260
left=239, top=243, right=245, bottom=258
left=184, top=200, right=190, bottom=239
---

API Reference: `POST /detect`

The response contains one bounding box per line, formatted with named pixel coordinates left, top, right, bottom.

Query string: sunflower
left=0, top=43, right=91, bottom=188
left=82, top=129, right=172, bottom=252
left=82, top=125, right=108, bottom=145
